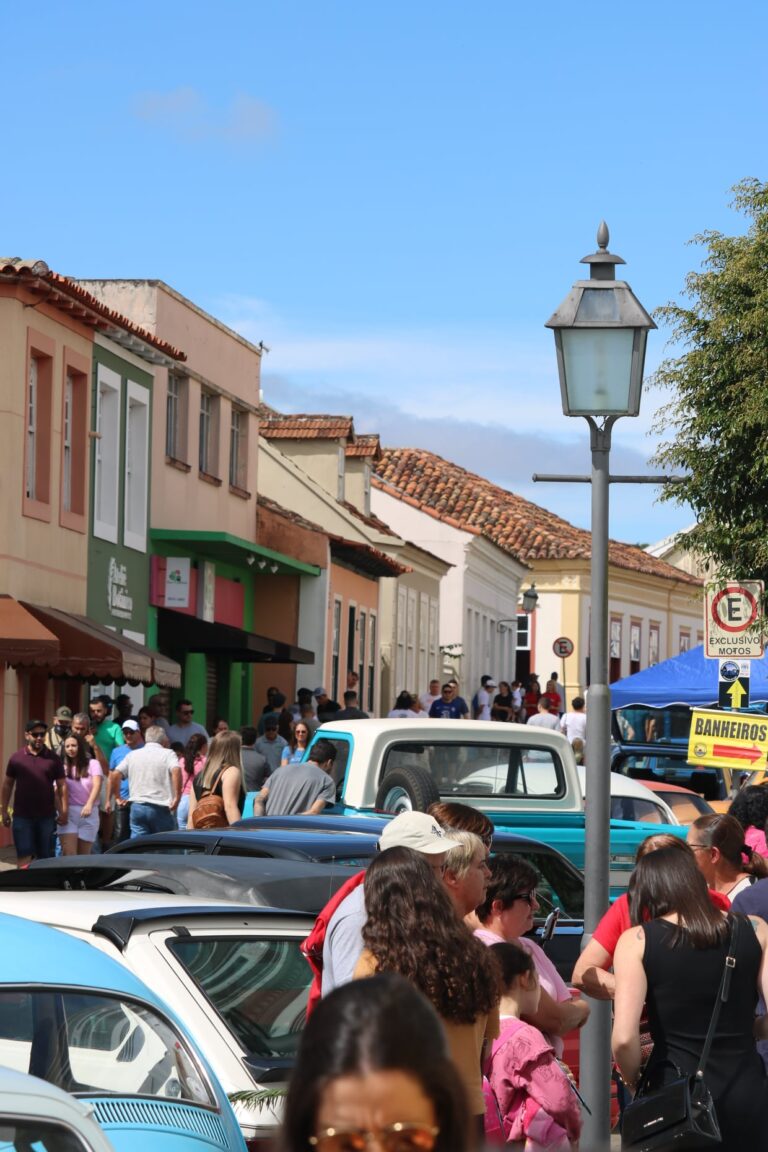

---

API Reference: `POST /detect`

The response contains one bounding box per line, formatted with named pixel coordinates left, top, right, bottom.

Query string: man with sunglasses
left=166, top=698, right=209, bottom=746
left=0, top=719, right=68, bottom=866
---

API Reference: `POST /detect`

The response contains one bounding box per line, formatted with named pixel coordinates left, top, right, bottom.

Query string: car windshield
left=0, top=989, right=213, bottom=1106
left=659, top=790, right=713, bottom=823
left=378, top=741, right=566, bottom=800
left=166, top=936, right=311, bottom=1061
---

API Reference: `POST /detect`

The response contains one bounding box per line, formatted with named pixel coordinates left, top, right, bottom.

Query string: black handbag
left=621, top=916, right=739, bottom=1151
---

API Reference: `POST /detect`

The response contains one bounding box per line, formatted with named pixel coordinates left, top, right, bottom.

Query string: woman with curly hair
left=280, top=972, right=471, bottom=1152
left=353, top=846, right=500, bottom=1140
left=729, top=785, right=768, bottom=858
left=688, top=811, right=768, bottom=899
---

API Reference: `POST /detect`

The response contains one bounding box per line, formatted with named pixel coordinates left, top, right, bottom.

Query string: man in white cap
left=321, top=811, right=451, bottom=996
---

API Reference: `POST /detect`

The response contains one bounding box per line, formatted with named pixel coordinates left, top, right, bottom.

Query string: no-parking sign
left=553, top=637, right=574, bottom=658
left=705, top=581, right=764, bottom=658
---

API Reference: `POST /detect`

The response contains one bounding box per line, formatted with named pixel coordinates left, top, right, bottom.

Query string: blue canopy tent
left=610, top=644, right=768, bottom=710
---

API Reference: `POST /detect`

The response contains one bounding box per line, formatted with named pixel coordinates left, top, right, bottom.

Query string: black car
left=106, top=816, right=585, bottom=978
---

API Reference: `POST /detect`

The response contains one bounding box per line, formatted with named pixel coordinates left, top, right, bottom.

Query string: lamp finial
left=597, top=221, right=609, bottom=251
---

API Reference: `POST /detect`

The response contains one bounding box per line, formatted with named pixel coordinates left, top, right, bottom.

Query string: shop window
left=679, top=630, right=690, bottom=654
left=124, top=381, right=150, bottom=552
left=23, top=331, right=54, bottom=521
left=610, top=617, right=622, bottom=683
left=358, top=611, right=366, bottom=697
left=93, top=364, right=122, bottom=543
left=166, top=373, right=189, bottom=462
left=59, top=352, right=88, bottom=532
left=331, top=598, right=342, bottom=703
left=630, top=621, right=641, bottom=676
left=368, top=612, right=377, bottom=713
left=649, top=623, right=660, bottom=666
left=229, top=406, right=248, bottom=491
left=199, top=391, right=220, bottom=478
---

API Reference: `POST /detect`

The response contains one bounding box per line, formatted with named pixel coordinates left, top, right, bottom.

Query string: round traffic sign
left=710, top=586, right=759, bottom=633
left=553, top=636, right=574, bottom=658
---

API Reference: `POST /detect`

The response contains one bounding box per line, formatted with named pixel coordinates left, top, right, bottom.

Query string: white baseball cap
left=378, top=811, right=449, bottom=855
left=121, top=719, right=140, bottom=732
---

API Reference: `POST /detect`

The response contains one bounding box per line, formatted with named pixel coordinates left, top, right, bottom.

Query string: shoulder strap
left=202, top=765, right=228, bottom=794
left=697, top=915, right=740, bottom=1078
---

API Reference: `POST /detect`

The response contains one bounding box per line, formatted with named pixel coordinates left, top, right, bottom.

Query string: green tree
left=652, top=178, right=768, bottom=582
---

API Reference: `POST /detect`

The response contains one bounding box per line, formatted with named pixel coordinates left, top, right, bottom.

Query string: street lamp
left=521, top=583, right=539, bottom=614
left=546, top=223, right=655, bottom=1151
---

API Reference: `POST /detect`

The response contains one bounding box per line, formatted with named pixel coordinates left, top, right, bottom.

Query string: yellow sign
left=688, top=708, right=768, bottom=770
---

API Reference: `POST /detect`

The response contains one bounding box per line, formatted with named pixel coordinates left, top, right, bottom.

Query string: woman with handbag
left=612, top=845, right=768, bottom=1150
left=187, top=731, right=245, bottom=828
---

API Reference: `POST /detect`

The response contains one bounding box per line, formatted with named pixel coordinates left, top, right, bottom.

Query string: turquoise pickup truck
left=296, top=718, right=685, bottom=895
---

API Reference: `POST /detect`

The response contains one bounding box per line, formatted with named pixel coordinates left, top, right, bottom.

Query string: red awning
left=19, top=603, right=181, bottom=688
left=0, top=596, right=60, bottom=666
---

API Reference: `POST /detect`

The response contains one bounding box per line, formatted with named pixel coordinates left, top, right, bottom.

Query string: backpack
left=191, top=767, right=228, bottom=830
left=300, top=869, right=366, bottom=1019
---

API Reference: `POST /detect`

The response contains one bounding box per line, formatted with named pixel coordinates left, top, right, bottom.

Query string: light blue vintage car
left=0, top=911, right=247, bottom=1152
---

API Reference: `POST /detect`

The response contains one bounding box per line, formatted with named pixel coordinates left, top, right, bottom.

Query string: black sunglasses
left=511, top=890, right=537, bottom=906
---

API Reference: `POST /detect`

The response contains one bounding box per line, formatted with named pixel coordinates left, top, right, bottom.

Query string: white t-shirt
left=116, top=742, right=179, bottom=805
left=419, top=691, right=440, bottom=713
left=560, top=711, right=587, bottom=743
left=476, top=688, right=492, bottom=721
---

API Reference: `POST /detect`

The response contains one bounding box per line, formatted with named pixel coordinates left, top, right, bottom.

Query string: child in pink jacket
left=484, top=943, right=582, bottom=1150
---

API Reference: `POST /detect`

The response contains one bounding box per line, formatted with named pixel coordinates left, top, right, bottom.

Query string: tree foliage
left=651, top=178, right=768, bottom=582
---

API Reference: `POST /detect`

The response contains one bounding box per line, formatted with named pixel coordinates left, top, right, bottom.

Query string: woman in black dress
left=612, top=845, right=768, bottom=1149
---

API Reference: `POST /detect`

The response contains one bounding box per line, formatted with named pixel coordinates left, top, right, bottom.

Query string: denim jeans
left=129, top=802, right=175, bottom=839
left=176, top=793, right=190, bottom=831
left=13, top=815, right=56, bottom=860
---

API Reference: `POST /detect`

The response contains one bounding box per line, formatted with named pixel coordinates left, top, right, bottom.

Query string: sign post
left=552, top=637, right=574, bottom=711
left=718, top=659, right=751, bottom=710
left=705, top=581, right=764, bottom=658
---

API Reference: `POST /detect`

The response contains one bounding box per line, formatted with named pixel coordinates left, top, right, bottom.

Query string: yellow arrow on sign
left=727, top=681, right=748, bottom=707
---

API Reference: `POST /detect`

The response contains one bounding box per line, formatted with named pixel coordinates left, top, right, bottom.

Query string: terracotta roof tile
left=257, top=495, right=328, bottom=537
left=346, top=433, right=382, bottom=460
left=339, top=500, right=400, bottom=539
left=0, top=258, right=185, bottom=361
left=258, top=405, right=354, bottom=442
left=374, top=447, right=702, bottom=586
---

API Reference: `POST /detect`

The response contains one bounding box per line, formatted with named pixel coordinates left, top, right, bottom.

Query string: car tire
left=375, top=767, right=440, bottom=814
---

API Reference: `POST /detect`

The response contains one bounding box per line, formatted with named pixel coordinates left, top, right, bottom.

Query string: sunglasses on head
left=309, top=1124, right=439, bottom=1152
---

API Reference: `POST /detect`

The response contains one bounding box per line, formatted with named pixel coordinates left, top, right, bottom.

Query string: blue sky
left=3, top=1, right=766, bottom=543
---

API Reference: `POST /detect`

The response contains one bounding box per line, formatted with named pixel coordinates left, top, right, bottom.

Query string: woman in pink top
left=177, top=733, right=208, bottom=831
left=474, top=855, right=589, bottom=1058
left=58, top=733, right=103, bottom=855
left=485, top=942, right=581, bottom=1149
left=729, top=786, right=768, bottom=858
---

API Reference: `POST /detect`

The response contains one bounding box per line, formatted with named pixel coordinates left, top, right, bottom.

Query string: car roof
left=108, top=827, right=382, bottom=860
left=643, top=780, right=701, bottom=795
left=0, top=909, right=170, bottom=998
left=10, top=854, right=358, bottom=915
left=0, top=1067, right=114, bottom=1145
left=0, top=887, right=314, bottom=933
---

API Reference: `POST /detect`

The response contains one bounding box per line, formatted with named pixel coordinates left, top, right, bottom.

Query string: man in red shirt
left=0, top=719, right=68, bottom=866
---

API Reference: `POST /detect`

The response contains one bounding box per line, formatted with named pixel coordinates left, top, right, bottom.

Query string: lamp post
left=545, top=223, right=655, bottom=1151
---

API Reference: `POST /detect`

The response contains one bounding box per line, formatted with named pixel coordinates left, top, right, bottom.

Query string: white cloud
left=133, top=88, right=275, bottom=145
left=212, top=293, right=694, bottom=544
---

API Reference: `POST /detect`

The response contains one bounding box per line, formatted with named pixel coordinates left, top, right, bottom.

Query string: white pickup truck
left=306, top=718, right=683, bottom=893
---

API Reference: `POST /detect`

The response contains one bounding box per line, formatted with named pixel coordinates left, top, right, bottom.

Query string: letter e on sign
left=553, top=637, right=574, bottom=658
left=705, top=581, right=764, bottom=659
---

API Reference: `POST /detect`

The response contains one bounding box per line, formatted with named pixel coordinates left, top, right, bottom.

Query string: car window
left=166, top=936, right=311, bottom=1060
left=380, top=742, right=566, bottom=800
left=490, top=847, right=584, bottom=919
left=610, top=796, right=665, bottom=824
left=0, top=990, right=213, bottom=1106
left=121, top=844, right=209, bottom=856
left=660, top=791, right=712, bottom=823
left=0, top=1119, right=91, bottom=1151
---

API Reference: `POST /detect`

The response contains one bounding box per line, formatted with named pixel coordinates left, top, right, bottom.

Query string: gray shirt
left=242, top=746, right=270, bottom=792
left=166, top=720, right=210, bottom=746
left=254, top=733, right=287, bottom=773
left=322, top=883, right=366, bottom=996
left=264, top=762, right=336, bottom=816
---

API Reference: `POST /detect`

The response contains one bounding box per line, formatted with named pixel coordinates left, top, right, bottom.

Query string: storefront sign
left=107, top=557, right=134, bottom=621
left=165, top=557, right=191, bottom=608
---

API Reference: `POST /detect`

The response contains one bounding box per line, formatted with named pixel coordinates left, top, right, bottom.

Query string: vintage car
left=0, top=910, right=247, bottom=1150
left=259, top=719, right=684, bottom=893
left=0, top=1066, right=117, bottom=1152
